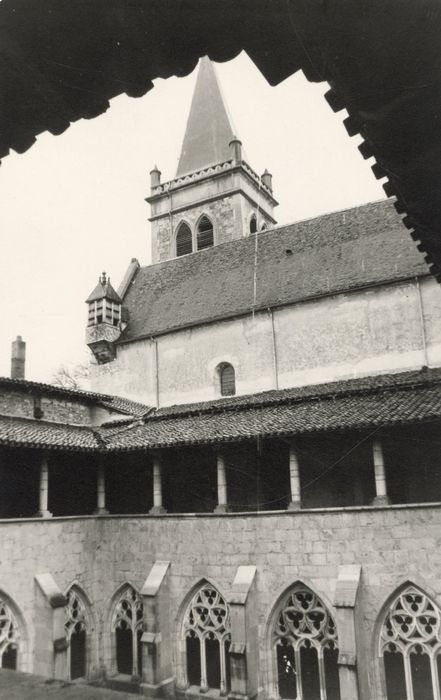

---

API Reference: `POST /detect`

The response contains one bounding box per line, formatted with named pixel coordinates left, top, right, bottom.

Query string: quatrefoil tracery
left=0, top=599, right=20, bottom=657
left=65, top=589, right=88, bottom=638
left=113, top=586, right=143, bottom=633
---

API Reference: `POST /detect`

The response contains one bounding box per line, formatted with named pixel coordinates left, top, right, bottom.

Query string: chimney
left=261, top=169, right=273, bottom=191
left=11, top=336, right=26, bottom=379
left=150, top=165, right=161, bottom=189
left=229, top=136, right=242, bottom=164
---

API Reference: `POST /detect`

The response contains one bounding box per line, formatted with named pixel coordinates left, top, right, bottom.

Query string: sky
left=0, top=52, right=385, bottom=382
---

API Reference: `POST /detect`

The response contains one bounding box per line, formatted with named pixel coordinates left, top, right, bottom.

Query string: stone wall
left=2, top=504, right=441, bottom=699
left=90, top=276, right=441, bottom=408
left=0, top=389, right=90, bottom=425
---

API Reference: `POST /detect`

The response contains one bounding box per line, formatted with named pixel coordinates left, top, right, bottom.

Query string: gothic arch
left=0, top=589, right=28, bottom=672
left=107, top=582, right=144, bottom=678
left=264, top=580, right=340, bottom=700
left=64, top=582, right=95, bottom=680
left=196, top=214, right=215, bottom=251
left=175, top=577, right=231, bottom=693
left=376, top=580, right=441, bottom=700
left=174, top=220, right=193, bottom=257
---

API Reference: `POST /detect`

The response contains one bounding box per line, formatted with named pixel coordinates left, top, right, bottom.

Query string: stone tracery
left=112, top=585, right=144, bottom=677
left=381, top=585, right=441, bottom=699
left=0, top=598, right=20, bottom=669
left=183, top=582, right=231, bottom=693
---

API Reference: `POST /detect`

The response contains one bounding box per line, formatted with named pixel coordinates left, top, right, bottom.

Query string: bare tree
left=51, top=362, right=90, bottom=391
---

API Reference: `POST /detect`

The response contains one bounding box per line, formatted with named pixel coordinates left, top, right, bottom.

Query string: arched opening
left=176, top=223, right=193, bottom=257
left=249, top=215, right=257, bottom=234
left=65, top=587, right=90, bottom=680
left=218, top=363, right=236, bottom=397
left=0, top=597, right=21, bottom=671
left=380, top=585, right=441, bottom=700
left=197, top=216, right=214, bottom=250
left=182, top=582, right=231, bottom=693
left=112, top=585, right=143, bottom=678
left=271, top=585, right=340, bottom=700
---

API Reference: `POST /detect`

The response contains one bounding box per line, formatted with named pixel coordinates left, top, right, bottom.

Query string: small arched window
left=197, top=216, right=214, bottom=250
left=65, top=587, right=89, bottom=680
left=176, top=223, right=193, bottom=257
left=249, top=215, right=257, bottom=234
left=112, top=586, right=143, bottom=678
left=219, top=363, right=236, bottom=397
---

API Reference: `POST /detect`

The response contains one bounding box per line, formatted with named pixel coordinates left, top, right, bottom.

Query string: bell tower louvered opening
left=197, top=216, right=214, bottom=251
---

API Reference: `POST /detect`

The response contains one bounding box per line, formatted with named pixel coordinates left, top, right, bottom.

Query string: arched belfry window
left=176, top=223, right=193, bottom=257
left=250, top=215, right=257, bottom=234
left=381, top=585, right=441, bottom=700
left=272, top=586, right=341, bottom=700
left=183, top=582, right=231, bottom=693
left=197, top=216, right=214, bottom=251
left=65, top=587, right=89, bottom=680
left=112, top=586, right=143, bottom=678
left=0, top=597, right=20, bottom=670
left=218, top=363, right=236, bottom=397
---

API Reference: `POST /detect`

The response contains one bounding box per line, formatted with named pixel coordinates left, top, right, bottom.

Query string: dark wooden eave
left=1, top=0, right=441, bottom=277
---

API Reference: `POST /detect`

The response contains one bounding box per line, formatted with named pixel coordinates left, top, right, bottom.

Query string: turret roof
left=86, top=275, right=122, bottom=304
left=176, top=57, right=236, bottom=177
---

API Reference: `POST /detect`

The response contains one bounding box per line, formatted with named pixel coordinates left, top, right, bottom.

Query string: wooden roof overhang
left=1, top=0, right=441, bottom=276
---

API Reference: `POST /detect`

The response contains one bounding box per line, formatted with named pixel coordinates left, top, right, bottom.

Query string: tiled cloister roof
left=1, top=368, right=441, bottom=453
left=0, top=415, right=101, bottom=452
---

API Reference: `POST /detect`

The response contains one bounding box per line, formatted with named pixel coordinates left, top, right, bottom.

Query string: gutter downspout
left=268, top=307, right=279, bottom=390
left=415, top=277, right=429, bottom=367
left=151, top=337, right=160, bottom=408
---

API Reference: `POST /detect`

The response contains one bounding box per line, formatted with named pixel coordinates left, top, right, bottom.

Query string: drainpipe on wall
left=268, top=307, right=279, bottom=389
left=415, top=276, right=429, bottom=367
left=151, top=337, right=160, bottom=408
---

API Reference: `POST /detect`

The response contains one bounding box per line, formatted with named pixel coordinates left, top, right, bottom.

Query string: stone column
left=36, top=456, right=52, bottom=518
left=94, top=460, right=108, bottom=515
left=372, top=439, right=390, bottom=505
left=287, top=443, right=301, bottom=511
left=214, top=452, right=229, bottom=513
left=150, top=456, right=166, bottom=514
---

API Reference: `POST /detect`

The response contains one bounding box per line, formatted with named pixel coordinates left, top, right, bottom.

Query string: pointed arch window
left=381, top=585, right=441, bottom=700
left=112, top=586, right=144, bottom=678
left=0, top=598, right=20, bottom=670
left=272, top=586, right=341, bottom=700
left=176, top=223, right=193, bottom=257
left=250, top=215, right=257, bottom=234
left=218, top=363, right=236, bottom=397
left=197, top=216, right=214, bottom=250
left=183, top=582, right=231, bottom=693
left=65, top=587, right=89, bottom=680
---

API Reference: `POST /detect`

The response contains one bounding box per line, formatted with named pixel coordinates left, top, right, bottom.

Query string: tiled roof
left=97, top=396, right=152, bottom=419
left=0, top=415, right=100, bottom=451
left=0, top=377, right=112, bottom=402
left=100, top=368, right=441, bottom=450
left=120, top=199, right=428, bottom=342
left=2, top=369, right=441, bottom=453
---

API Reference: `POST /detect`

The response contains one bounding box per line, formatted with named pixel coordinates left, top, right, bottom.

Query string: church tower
left=146, top=57, right=278, bottom=263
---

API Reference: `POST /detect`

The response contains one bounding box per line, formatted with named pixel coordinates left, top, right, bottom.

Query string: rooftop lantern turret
left=85, top=272, right=123, bottom=364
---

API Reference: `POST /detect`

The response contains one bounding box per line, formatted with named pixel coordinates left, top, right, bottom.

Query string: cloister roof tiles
left=2, top=368, right=441, bottom=453
left=0, top=415, right=100, bottom=451
left=119, top=199, right=428, bottom=342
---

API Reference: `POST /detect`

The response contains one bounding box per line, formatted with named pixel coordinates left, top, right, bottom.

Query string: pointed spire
left=176, top=57, right=236, bottom=177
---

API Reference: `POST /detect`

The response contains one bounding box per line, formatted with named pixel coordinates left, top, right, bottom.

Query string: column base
left=214, top=504, right=230, bottom=514
left=35, top=510, right=53, bottom=518
left=287, top=500, right=301, bottom=511
left=94, top=507, right=109, bottom=515
left=149, top=505, right=167, bottom=515
left=372, top=495, right=390, bottom=506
